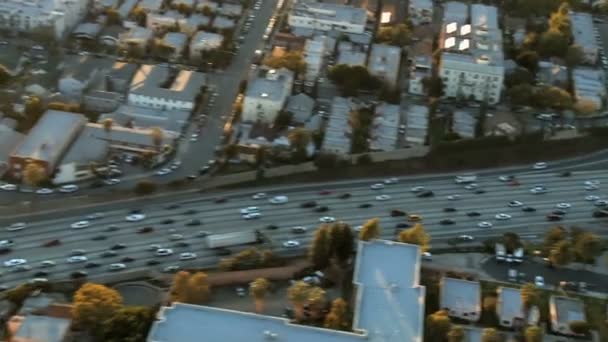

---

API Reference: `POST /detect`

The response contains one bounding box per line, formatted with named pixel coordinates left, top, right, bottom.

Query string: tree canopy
left=102, top=306, right=155, bottom=342
left=328, top=64, right=381, bottom=96
left=170, top=271, right=211, bottom=304
left=425, top=310, right=451, bottom=342
left=72, top=283, right=123, bottom=333
left=359, top=218, right=381, bottom=241
left=264, top=51, right=306, bottom=74
left=398, top=223, right=431, bottom=252
left=375, top=24, right=411, bottom=46
left=324, top=298, right=350, bottom=330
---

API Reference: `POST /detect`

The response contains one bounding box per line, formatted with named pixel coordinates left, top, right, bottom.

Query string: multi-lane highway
left=0, top=168, right=607, bottom=288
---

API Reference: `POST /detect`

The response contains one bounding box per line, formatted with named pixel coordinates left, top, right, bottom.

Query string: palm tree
left=22, top=162, right=47, bottom=186
left=249, top=278, right=270, bottom=313
left=149, top=127, right=163, bottom=151
left=287, top=281, right=310, bottom=321
left=102, top=118, right=113, bottom=134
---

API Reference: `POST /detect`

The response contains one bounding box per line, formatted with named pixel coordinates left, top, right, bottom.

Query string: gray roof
left=212, top=16, right=236, bottom=29
left=118, top=0, right=138, bottom=17
left=571, top=12, right=597, bottom=51
left=440, top=277, right=481, bottom=319
left=120, top=26, right=154, bottom=42
left=14, top=315, right=71, bottom=342
left=72, top=22, right=102, bottom=38
left=109, top=61, right=138, bottom=82
left=370, top=103, right=399, bottom=151
left=0, top=125, right=23, bottom=163
left=183, top=14, right=211, bottom=30
left=405, top=104, right=428, bottom=144
left=368, top=44, right=401, bottom=84
left=60, top=125, right=109, bottom=165
left=550, top=296, right=585, bottom=330
left=245, top=68, right=294, bottom=102
left=470, top=4, right=498, bottom=29
left=443, top=1, right=468, bottom=23
left=129, top=65, right=206, bottom=102
left=452, top=110, right=475, bottom=138
left=163, top=32, right=188, bottom=50
left=286, top=93, right=315, bottom=123
left=12, top=110, right=87, bottom=166
left=61, top=55, right=113, bottom=83
left=497, top=287, right=523, bottom=327
left=138, top=0, right=163, bottom=11
left=191, top=31, right=224, bottom=50
left=100, top=25, right=126, bottom=41
left=103, top=104, right=189, bottom=133
left=322, top=96, right=352, bottom=153
left=148, top=239, right=425, bottom=342
left=291, top=2, right=367, bottom=28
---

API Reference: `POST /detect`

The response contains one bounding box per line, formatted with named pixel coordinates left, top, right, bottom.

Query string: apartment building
left=368, top=44, right=402, bottom=87
left=303, top=35, right=327, bottom=81
left=288, top=1, right=367, bottom=34
left=0, top=0, right=87, bottom=38
left=242, top=67, right=294, bottom=123
left=570, top=12, right=598, bottom=65
left=409, top=0, right=433, bottom=25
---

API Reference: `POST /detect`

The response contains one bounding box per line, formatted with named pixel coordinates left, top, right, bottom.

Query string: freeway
left=0, top=169, right=607, bottom=288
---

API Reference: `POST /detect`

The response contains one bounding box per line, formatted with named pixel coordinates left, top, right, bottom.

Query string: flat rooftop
left=440, top=277, right=480, bottom=318
left=130, top=65, right=206, bottom=102
left=497, top=287, right=523, bottom=327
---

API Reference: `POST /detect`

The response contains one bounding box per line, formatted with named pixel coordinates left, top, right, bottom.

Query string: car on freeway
left=408, top=214, right=422, bottom=222
left=121, top=256, right=135, bottom=263
left=0, top=183, right=17, bottom=191
left=585, top=195, right=600, bottom=201
left=376, top=195, right=391, bottom=201
left=464, top=183, right=478, bottom=190
left=508, top=180, right=521, bottom=186
left=183, top=209, right=198, bottom=215
left=0, top=240, right=13, bottom=248
left=67, top=256, right=88, bottom=263
left=108, top=263, right=126, bottom=271
left=411, top=186, right=425, bottom=193
left=100, top=251, right=117, bottom=258
left=179, top=252, right=197, bottom=260
left=86, top=212, right=104, bottom=220
left=33, top=271, right=48, bottom=277
left=283, top=240, right=300, bottom=248
left=111, top=244, right=127, bottom=250
left=439, top=219, right=455, bottom=225
left=522, top=206, right=536, bottom=212
left=269, top=195, right=289, bottom=204
left=467, top=211, right=481, bottom=217
left=148, top=244, right=162, bottom=251
left=359, top=203, right=372, bottom=208
left=498, top=175, right=515, bottom=182
left=319, top=216, right=335, bottom=223
left=41, top=239, right=61, bottom=247
left=163, top=266, right=181, bottom=273
left=6, top=222, right=26, bottom=231
left=315, top=206, right=329, bottom=213
left=530, top=186, right=547, bottom=194
left=12, top=265, right=31, bottom=272
left=199, top=166, right=210, bottom=175
left=169, top=234, right=183, bottom=241
left=69, top=249, right=86, bottom=256
left=85, top=262, right=100, bottom=269
left=478, top=221, right=493, bottom=228
left=195, top=230, right=211, bottom=237
left=443, top=207, right=457, bottom=213
left=70, top=221, right=90, bottom=229
left=4, top=259, right=26, bottom=267
left=126, top=214, right=146, bottom=222
left=215, top=248, right=231, bottom=256
left=252, top=192, right=266, bottom=200
left=458, top=235, right=475, bottom=241
left=534, top=276, right=545, bottom=287
left=291, top=226, right=307, bottom=234
left=552, top=209, right=567, bottom=216
left=585, top=184, right=599, bottom=191
left=165, top=204, right=180, bottom=210
left=370, top=183, right=385, bottom=190
left=508, top=200, right=523, bottom=207
left=595, top=200, right=608, bottom=207
left=390, top=209, right=406, bottom=217
left=39, top=260, right=56, bottom=268
left=156, top=168, right=172, bottom=176
left=555, top=203, right=571, bottom=209
left=156, top=248, right=174, bottom=256
left=446, top=195, right=461, bottom=201
left=137, top=226, right=154, bottom=234
left=104, top=178, right=121, bottom=186
left=185, top=219, right=202, bottom=226
left=384, top=177, right=399, bottom=184
left=474, top=189, right=486, bottom=194
left=240, top=207, right=260, bottom=215
left=161, top=219, right=175, bottom=225
left=417, top=191, right=434, bottom=198
left=36, top=188, right=54, bottom=195
left=559, top=171, right=571, bottom=177
left=301, top=201, right=317, bottom=208
left=338, top=193, right=351, bottom=199
left=584, top=180, right=600, bottom=186
left=71, top=271, right=88, bottom=279
left=546, top=214, right=562, bottom=221
left=495, top=213, right=512, bottom=220
left=146, top=260, right=161, bottom=266
left=319, top=190, right=332, bottom=195
left=532, top=162, right=547, bottom=170
left=243, top=212, right=261, bottom=220
left=59, top=184, right=79, bottom=193
left=395, top=222, right=410, bottom=229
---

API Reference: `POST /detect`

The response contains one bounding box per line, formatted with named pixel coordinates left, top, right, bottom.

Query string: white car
left=148, top=244, right=162, bottom=251
left=86, top=212, right=104, bottom=220
left=243, top=212, right=261, bottom=220
left=70, top=221, right=90, bottom=229
left=478, top=221, right=493, bottom=228
left=585, top=195, right=600, bottom=201
left=4, top=259, right=27, bottom=267
left=179, top=252, right=197, bottom=260
left=319, top=216, right=335, bottom=223
left=59, top=184, right=79, bottom=193
left=422, top=252, right=432, bottom=260
left=269, top=195, right=288, bottom=204
left=0, top=184, right=17, bottom=191
left=156, top=168, right=172, bottom=176
left=495, top=213, right=512, bottom=220
left=532, top=162, right=547, bottom=170
left=370, top=183, right=385, bottom=190
left=594, top=199, right=608, bottom=207
left=6, top=223, right=26, bottom=231
left=108, top=263, right=126, bottom=271
left=39, top=260, right=56, bottom=268
left=464, top=183, right=478, bottom=190
left=240, top=207, right=260, bottom=215
left=384, top=177, right=399, bottom=184
left=530, top=186, right=547, bottom=194
left=411, top=186, right=425, bottom=193
left=508, top=200, right=523, bottom=207
left=155, top=248, right=174, bottom=256
left=104, top=178, right=121, bottom=186
left=169, top=234, right=184, bottom=241
left=283, top=240, right=300, bottom=248
left=67, top=256, right=88, bottom=263
left=376, top=195, right=391, bottom=201
left=125, top=214, right=146, bottom=222
left=534, top=276, right=545, bottom=287
left=252, top=192, right=266, bottom=200
left=584, top=180, right=600, bottom=186
left=170, top=161, right=182, bottom=170
left=36, top=188, right=54, bottom=195
left=459, top=235, right=475, bottom=241
left=0, top=240, right=13, bottom=248
left=291, top=226, right=307, bottom=233
left=446, top=195, right=461, bottom=201
left=555, top=203, right=571, bottom=209
left=584, top=184, right=599, bottom=191
left=498, top=175, right=513, bottom=182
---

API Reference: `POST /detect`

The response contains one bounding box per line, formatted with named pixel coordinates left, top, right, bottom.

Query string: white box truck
left=513, top=247, right=524, bottom=263
left=204, top=230, right=262, bottom=249
left=455, top=175, right=477, bottom=184
left=495, top=243, right=506, bottom=261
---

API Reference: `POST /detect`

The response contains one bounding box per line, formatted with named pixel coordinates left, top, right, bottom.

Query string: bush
left=356, top=154, right=372, bottom=165
left=569, top=320, right=591, bottom=335
left=134, top=180, right=157, bottom=195
left=315, top=153, right=339, bottom=169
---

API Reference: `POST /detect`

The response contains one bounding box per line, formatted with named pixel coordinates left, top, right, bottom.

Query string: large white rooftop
left=570, top=12, right=597, bottom=50
left=292, top=1, right=367, bottom=26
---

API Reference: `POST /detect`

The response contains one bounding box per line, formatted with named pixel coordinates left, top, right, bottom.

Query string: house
left=370, top=103, right=400, bottom=152
left=303, top=35, right=327, bottom=82
left=101, top=104, right=190, bottom=134
left=337, top=42, right=367, bottom=67
left=0, top=124, right=24, bottom=178
left=197, top=0, right=219, bottom=13
left=138, top=0, right=164, bottom=12
left=496, top=287, right=524, bottom=329
left=8, top=110, right=87, bottom=179
left=440, top=277, right=481, bottom=322
left=288, top=2, right=367, bottom=34
left=242, top=67, right=294, bottom=123
left=148, top=239, right=425, bottom=342
left=58, top=56, right=113, bottom=99
left=106, top=61, right=138, bottom=94
left=219, top=2, right=243, bottom=17
left=128, top=64, right=206, bottom=111
left=452, top=110, right=475, bottom=138
left=118, top=26, right=154, bottom=53
left=409, top=0, right=433, bottom=25
left=549, top=296, right=586, bottom=336
left=83, top=90, right=123, bottom=112
left=285, top=93, right=315, bottom=124
left=190, top=31, right=224, bottom=59
left=99, top=25, right=126, bottom=47
left=322, top=97, right=353, bottom=155
left=181, top=14, right=211, bottom=36
left=405, top=104, right=428, bottom=144
left=212, top=16, right=236, bottom=30
left=570, top=12, right=598, bottom=64
left=71, top=22, right=102, bottom=40
left=368, top=44, right=402, bottom=87
left=147, top=11, right=184, bottom=31
left=162, top=32, right=188, bottom=60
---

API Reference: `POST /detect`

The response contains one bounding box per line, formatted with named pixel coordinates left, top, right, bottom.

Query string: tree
left=328, top=64, right=381, bottom=96
left=171, top=271, right=191, bottom=303
left=23, top=95, right=45, bottom=130
left=329, top=222, right=354, bottom=264
left=524, top=326, right=543, bottom=342
left=569, top=320, right=591, bottom=335
left=573, top=232, right=602, bottom=264
left=324, top=298, right=349, bottom=330
left=306, top=286, right=326, bottom=319
left=398, top=223, right=431, bottom=252
left=508, top=84, right=535, bottom=108
left=131, top=6, right=147, bottom=26
left=480, top=328, right=499, bottom=342
left=288, top=127, right=311, bottom=152
left=565, top=45, right=584, bottom=67
left=425, top=310, right=451, bottom=342
left=573, top=99, right=598, bottom=116
left=544, top=226, right=568, bottom=251
left=263, top=51, right=306, bottom=74
left=254, top=146, right=267, bottom=168
left=505, top=68, right=534, bottom=88
left=421, top=76, right=444, bottom=97
left=538, top=30, right=569, bottom=58
left=201, top=5, right=213, bottom=16
left=315, top=152, right=338, bottom=169
left=249, top=278, right=270, bottom=313
left=0, top=64, right=11, bottom=85
left=273, top=110, right=293, bottom=129
left=103, top=118, right=113, bottom=133
left=134, top=180, right=157, bottom=195
left=149, top=127, right=163, bottom=150
left=520, top=283, right=539, bottom=310
left=22, top=162, right=47, bottom=186
left=309, top=225, right=332, bottom=270
left=287, top=281, right=310, bottom=321
left=502, top=232, right=521, bottom=252
left=224, top=144, right=239, bottom=160
left=549, top=239, right=574, bottom=266
left=376, top=23, right=411, bottom=46
left=102, top=306, right=155, bottom=342
left=447, top=325, right=465, bottom=342
left=359, top=218, right=381, bottom=241
left=73, top=283, right=123, bottom=334
left=515, top=50, right=540, bottom=73
left=105, top=8, right=121, bottom=26
left=187, top=271, right=211, bottom=304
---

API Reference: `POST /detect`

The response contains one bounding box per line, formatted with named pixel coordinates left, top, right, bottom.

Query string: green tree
left=134, top=180, right=157, bottom=195
left=524, top=326, right=543, bottom=342
left=573, top=99, right=598, bottom=116
left=359, top=218, right=381, bottom=241
left=421, top=76, right=444, bottom=97
left=502, top=232, right=521, bottom=252
left=131, top=6, right=147, bottom=26
left=264, top=51, right=306, bottom=74
left=398, top=223, right=431, bottom=252
left=569, top=320, right=591, bottom=335
left=149, top=127, right=164, bottom=150
left=309, top=225, right=332, bottom=270
left=102, top=118, right=113, bottom=133
left=0, top=64, right=11, bottom=84
left=549, top=239, right=574, bottom=267
left=505, top=68, right=534, bottom=88
left=447, top=325, right=465, bottom=342
left=171, top=270, right=191, bottom=303
left=328, top=65, right=381, bottom=96
left=201, top=5, right=213, bottom=16
left=224, top=143, right=239, bottom=160
left=329, top=222, right=354, bottom=264
left=73, top=283, right=123, bottom=334
left=520, top=283, right=539, bottom=310
left=288, top=127, right=311, bottom=151
left=102, top=306, right=155, bottom=342
left=565, top=45, right=584, bottom=67
left=538, top=30, right=569, bottom=58
left=249, top=278, right=270, bottom=313
left=515, top=50, right=540, bottom=73
left=287, top=281, right=310, bottom=321
left=376, top=23, right=411, bottom=46
left=480, top=328, right=499, bottom=342
left=105, top=8, right=122, bottom=26
left=425, top=310, right=451, bottom=342
left=324, top=298, right=349, bottom=330
left=306, top=286, right=326, bottom=319
left=544, top=226, right=568, bottom=251
left=573, top=232, right=602, bottom=264
left=187, top=271, right=211, bottom=304
left=273, top=110, right=293, bottom=129
left=23, top=96, right=45, bottom=130
left=508, top=84, right=535, bottom=108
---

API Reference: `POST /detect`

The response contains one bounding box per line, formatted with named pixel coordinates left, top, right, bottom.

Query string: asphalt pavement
left=0, top=168, right=607, bottom=288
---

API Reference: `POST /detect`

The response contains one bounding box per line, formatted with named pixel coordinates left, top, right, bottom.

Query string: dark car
left=390, top=209, right=406, bottom=217
left=552, top=209, right=567, bottom=216
left=440, top=219, right=455, bottom=225
left=111, top=244, right=127, bottom=250
left=90, top=181, right=104, bottom=188
left=146, top=260, right=161, bottom=266
left=319, top=190, right=332, bottom=195
left=42, top=239, right=61, bottom=247
left=71, top=271, right=88, bottom=279
left=0, top=248, right=11, bottom=255
left=546, top=214, right=563, bottom=221
left=165, top=204, right=180, bottom=210
left=592, top=210, right=608, bottom=218
left=359, top=203, right=373, bottom=208
left=121, top=257, right=135, bottom=263
left=34, top=271, right=48, bottom=277
left=443, top=207, right=457, bottom=213
left=91, top=235, right=107, bottom=241
left=215, top=248, right=232, bottom=256
left=417, top=190, right=434, bottom=198
left=214, top=197, right=227, bottom=204
left=266, top=224, right=279, bottom=230
left=559, top=171, right=572, bottom=177
left=105, top=225, right=119, bottom=232
left=161, top=219, right=175, bottom=225
left=466, top=212, right=481, bottom=217
left=187, top=175, right=197, bottom=181
left=338, top=193, right=351, bottom=199
left=183, top=209, right=198, bottom=215
left=199, top=166, right=210, bottom=175
left=395, top=222, right=410, bottom=228
left=100, top=251, right=117, bottom=258
left=174, top=241, right=190, bottom=248
left=300, top=201, right=317, bottom=208
left=85, top=262, right=100, bottom=269
left=522, top=206, right=536, bottom=212
left=315, top=206, right=329, bottom=213
left=138, top=226, right=154, bottom=234
left=474, top=189, right=486, bottom=194
left=185, top=219, right=202, bottom=226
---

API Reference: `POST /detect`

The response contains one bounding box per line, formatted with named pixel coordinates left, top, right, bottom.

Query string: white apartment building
left=322, top=96, right=353, bottom=155
left=303, top=35, right=327, bottom=81
left=190, top=31, right=224, bottom=60
left=570, top=12, right=598, bottom=65
left=409, top=0, right=433, bottom=25
left=288, top=2, right=367, bottom=34
left=368, top=44, right=402, bottom=87
left=439, top=4, right=504, bottom=104
left=0, top=0, right=88, bottom=39
left=242, top=68, right=294, bottom=123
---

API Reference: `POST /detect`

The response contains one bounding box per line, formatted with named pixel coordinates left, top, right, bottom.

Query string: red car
left=42, top=239, right=61, bottom=247
left=509, top=180, right=521, bottom=186
left=319, top=190, right=332, bottom=195
left=137, top=226, right=154, bottom=234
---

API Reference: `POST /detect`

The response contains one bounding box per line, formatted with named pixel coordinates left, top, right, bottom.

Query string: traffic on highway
left=0, top=165, right=606, bottom=288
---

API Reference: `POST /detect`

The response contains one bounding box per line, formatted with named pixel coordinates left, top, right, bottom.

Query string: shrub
left=134, top=180, right=157, bottom=195
left=356, top=154, right=372, bottom=165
